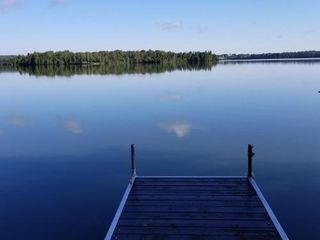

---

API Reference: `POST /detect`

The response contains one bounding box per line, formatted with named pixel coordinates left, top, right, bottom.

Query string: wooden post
left=248, top=144, right=255, bottom=178
left=131, top=144, right=136, bottom=178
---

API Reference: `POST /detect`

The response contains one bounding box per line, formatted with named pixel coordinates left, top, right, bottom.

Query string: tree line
left=220, top=51, right=320, bottom=60
left=13, top=50, right=217, bottom=67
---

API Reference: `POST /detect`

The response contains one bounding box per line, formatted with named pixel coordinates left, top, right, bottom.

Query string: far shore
left=219, top=57, right=320, bottom=62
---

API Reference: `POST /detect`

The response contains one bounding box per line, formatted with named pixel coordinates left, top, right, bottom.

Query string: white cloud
left=158, top=21, right=183, bottom=30
left=0, top=0, right=19, bottom=12
left=7, top=115, right=30, bottom=127
left=159, top=121, right=191, bottom=139
left=61, top=118, right=83, bottom=134
left=160, top=91, right=182, bottom=101
left=49, top=0, right=68, bottom=8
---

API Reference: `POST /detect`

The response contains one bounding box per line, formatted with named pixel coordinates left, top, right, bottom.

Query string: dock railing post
left=247, top=144, right=255, bottom=178
left=131, top=144, right=136, bottom=179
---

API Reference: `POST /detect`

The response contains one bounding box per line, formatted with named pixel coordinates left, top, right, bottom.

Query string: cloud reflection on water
left=7, top=115, right=31, bottom=127
left=159, top=121, right=191, bottom=139
left=60, top=118, right=83, bottom=135
left=160, top=91, right=182, bottom=101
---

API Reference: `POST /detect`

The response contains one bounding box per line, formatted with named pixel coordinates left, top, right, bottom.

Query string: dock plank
left=126, top=200, right=264, bottom=207
left=128, top=195, right=261, bottom=201
left=112, top=234, right=279, bottom=240
left=113, top=226, right=279, bottom=237
left=120, top=212, right=270, bottom=220
left=123, top=205, right=266, bottom=213
left=132, top=185, right=254, bottom=191
left=117, top=218, right=275, bottom=229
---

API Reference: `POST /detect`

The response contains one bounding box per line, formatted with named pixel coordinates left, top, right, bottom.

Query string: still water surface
left=0, top=62, right=319, bottom=239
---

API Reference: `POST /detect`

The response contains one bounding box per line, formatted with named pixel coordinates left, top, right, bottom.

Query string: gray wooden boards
left=106, top=177, right=288, bottom=240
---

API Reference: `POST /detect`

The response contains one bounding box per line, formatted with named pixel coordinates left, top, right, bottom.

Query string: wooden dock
left=105, top=145, right=288, bottom=240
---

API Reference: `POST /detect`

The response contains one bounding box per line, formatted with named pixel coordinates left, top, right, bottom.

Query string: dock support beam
left=131, top=144, right=136, bottom=178
left=247, top=144, right=255, bottom=178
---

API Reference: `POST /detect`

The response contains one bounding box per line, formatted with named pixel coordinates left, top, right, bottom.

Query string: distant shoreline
left=218, top=50, right=320, bottom=61
left=220, top=57, right=320, bottom=62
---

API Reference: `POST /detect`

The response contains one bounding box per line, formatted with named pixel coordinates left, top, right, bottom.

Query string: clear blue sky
left=1, top=0, right=319, bottom=55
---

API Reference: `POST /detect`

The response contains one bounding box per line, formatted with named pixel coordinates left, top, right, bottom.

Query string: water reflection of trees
left=0, top=66, right=18, bottom=73
left=0, top=63, right=215, bottom=77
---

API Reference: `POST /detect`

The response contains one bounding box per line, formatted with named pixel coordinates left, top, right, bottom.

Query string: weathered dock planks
left=106, top=177, right=288, bottom=240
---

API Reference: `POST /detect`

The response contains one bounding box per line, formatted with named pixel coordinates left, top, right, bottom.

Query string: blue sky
left=1, top=0, right=319, bottom=55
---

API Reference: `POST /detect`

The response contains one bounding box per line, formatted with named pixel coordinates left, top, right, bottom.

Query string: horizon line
left=1, top=49, right=320, bottom=56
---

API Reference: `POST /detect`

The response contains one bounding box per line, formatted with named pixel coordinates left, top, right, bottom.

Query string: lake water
left=0, top=61, right=319, bottom=239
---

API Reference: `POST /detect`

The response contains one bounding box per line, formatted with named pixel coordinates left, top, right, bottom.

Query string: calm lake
left=0, top=61, right=319, bottom=239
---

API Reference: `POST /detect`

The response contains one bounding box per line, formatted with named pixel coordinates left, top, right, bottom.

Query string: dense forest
left=13, top=50, right=217, bottom=67
left=220, top=51, right=320, bottom=60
